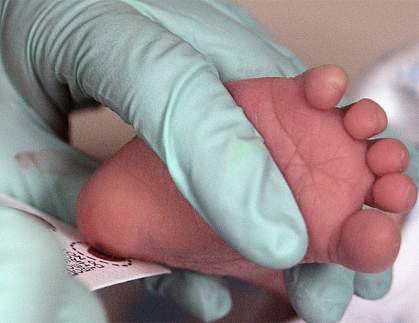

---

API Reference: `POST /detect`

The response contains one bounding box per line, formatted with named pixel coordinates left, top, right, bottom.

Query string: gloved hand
left=0, top=45, right=102, bottom=321
left=0, top=0, right=398, bottom=321
left=0, top=205, right=107, bottom=322
left=0, top=28, right=231, bottom=322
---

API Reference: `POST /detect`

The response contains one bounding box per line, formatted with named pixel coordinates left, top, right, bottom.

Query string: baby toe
left=367, top=139, right=410, bottom=176
left=372, top=173, right=417, bottom=214
left=333, top=209, right=400, bottom=273
left=301, top=65, right=348, bottom=110
left=343, top=99, right=387, bottom=140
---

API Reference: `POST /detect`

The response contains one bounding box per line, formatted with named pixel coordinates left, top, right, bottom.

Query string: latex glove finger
left=142, top=270, right=232, bottom=322
left=0, top=206, right=107, bottom=323
left=285, top=264, right=394, bottom=322
left=354, top=268, right=393, bottom=300
left=2, top=0, right=307, bottom=268
left=121, top=0, right=307, bottom=80
left=284, top=264, right=355, bottom=323
left=123, top=0, right=349, bottom=109
left=59, top=276, right=109, bottom=323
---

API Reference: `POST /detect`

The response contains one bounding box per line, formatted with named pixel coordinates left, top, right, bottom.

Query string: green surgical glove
left=2, top=0, right=308, bottom=269
left=0, top=205, right=106, bottom=322
left=285, top=264, right=393, bottom=323
left=0, top=51, right=231, bottom=322
left=0, top=0, right=396, bottom=321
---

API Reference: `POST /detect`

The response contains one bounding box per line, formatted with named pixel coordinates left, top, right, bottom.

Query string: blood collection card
left=0, top=193, right=171, bottom=290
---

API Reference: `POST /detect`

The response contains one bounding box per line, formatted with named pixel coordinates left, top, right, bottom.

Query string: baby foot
left=76, top=65, right=417, bottom=298
left=224, top=65, right=417, bottom=272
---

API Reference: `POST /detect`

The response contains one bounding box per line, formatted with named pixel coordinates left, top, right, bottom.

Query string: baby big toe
left=334, top=209, right=400, bottom=273
left=301, top=65, right=348, bottom=110
left=367, top=139, right=410, bottom=176
left=343, top=99, right=387, bottom=140
left=372, top=173, right=417, bottom=214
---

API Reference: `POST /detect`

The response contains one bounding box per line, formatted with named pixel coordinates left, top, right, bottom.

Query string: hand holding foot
left=76, top=65, right=417, bottom=302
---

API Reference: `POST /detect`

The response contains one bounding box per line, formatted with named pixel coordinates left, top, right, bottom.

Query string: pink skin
left=76, top=65, right=417, bottom=300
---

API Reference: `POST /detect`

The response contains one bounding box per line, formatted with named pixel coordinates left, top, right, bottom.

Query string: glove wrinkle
left=10, top=0, right=308, bottom=268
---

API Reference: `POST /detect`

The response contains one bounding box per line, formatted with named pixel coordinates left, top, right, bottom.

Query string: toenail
left=400, top=149, right=407, bottom=169
left=328, top=77, right=344, bottom=93
left=400, top=181, right=418, bottom=212
left=406, top=182, right=417, bottom=201
left=375, top=106, right=388, bottom=130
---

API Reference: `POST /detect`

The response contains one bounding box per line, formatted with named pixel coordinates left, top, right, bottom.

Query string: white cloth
left=349, top=41, right=419, bottom=148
